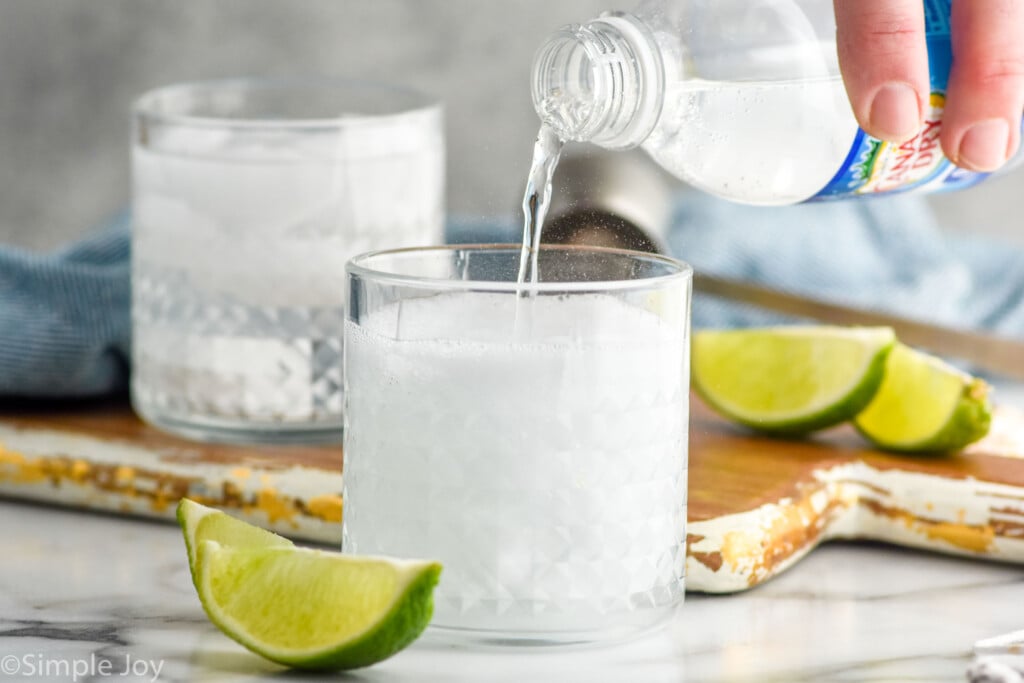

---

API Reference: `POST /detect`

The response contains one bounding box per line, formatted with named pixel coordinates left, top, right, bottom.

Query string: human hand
left=834, top=0, right=1024, bottom=172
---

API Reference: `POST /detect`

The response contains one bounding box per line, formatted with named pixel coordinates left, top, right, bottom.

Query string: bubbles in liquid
left=342, top=293, right=688, bottom=635
left=536, top=94, right=597, bottom=142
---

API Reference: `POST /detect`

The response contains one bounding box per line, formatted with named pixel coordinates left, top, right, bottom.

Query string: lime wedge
left=176, top=498, right=292, bottom=583
left=176, top=499, right=441, bottom=670
left=854, top=343, right=992, bottom=452
left=693, top=326, right=896, bottom=434
left=195, top=541, right=441, bottom=671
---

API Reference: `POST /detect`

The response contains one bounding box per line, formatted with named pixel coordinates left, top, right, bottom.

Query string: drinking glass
left=343, top=244, right=691, bottom=644
left=131, top=78, right=443, bottom=442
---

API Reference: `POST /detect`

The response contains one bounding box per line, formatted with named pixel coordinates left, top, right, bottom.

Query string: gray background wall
left=0, top=0, right=1020, bottom=251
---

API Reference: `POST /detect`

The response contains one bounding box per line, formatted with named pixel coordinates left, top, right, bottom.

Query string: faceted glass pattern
left=342, top=247, right=691, bottom=643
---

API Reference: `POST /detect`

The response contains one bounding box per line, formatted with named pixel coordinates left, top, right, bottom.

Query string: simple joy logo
left=1, top=653, right=164, bottom=682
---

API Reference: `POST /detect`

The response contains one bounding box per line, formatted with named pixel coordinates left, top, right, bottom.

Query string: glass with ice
left=343, top=245, right=691, bottom=643
left=131, top=79, right=443, bottom=442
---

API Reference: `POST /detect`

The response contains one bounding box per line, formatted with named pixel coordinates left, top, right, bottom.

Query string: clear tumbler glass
left=131, top=79, right=443, bottom=442
left=343, top=244, right=691, bottom=644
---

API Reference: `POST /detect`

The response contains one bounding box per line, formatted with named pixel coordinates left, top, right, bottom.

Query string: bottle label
left=808, top=0, right=990, bottom=201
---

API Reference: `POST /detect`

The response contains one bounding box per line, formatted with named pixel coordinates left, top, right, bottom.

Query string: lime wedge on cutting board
left=854, top=343, right=992, bottom=452
left=693, top=326, right=896, bottom=434
left=176, top=499, right=442, bottom=671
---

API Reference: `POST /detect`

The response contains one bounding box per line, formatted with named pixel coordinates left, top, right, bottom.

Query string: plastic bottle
left=531, top=0, right=1020, bottom=205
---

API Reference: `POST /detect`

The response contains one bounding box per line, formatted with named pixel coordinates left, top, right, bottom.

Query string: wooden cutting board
left=1, top=396, right=1023, bottom=593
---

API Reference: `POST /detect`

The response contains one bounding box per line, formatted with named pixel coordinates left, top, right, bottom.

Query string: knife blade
left=693, top=272, right=1024, bottom=381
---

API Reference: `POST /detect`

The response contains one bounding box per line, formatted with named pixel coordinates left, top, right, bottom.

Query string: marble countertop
left=1, top=498, right=1023, bottom=683
left=4, top=383, right=1024, bottom=682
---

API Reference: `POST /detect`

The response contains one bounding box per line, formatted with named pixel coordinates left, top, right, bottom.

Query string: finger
left=942, top=0, right=1024, bottom=172
left=834, top=0, right=929, bottom=142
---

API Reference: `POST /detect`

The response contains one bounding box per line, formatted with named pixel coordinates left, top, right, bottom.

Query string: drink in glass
left=343, top=245, right=691, bottom=643
left=131, top=79, right=443, bottom=442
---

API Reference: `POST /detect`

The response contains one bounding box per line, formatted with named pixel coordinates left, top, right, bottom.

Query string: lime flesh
left=854, top=343, right=992, bottom=452
left=176, top=498, right=293, bottom=583
left=693, top=326, right=896, bottom=434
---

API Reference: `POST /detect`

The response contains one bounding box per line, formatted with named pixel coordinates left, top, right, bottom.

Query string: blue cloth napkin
left=668, top=193, right=1024, bottom=334
left=2, top=196, right=1022, bottom=397
left=0, top=212, right=130, bottom=397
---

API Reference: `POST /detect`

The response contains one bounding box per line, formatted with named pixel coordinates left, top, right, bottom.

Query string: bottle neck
left=531, top=13, right=664, bottom=150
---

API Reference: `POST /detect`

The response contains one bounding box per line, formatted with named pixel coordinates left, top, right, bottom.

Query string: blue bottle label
left=808, top=0, right=991, bottom=201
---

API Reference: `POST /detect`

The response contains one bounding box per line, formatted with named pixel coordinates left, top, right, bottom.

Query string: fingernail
left=868, top=82, right=922, bottom=141
left=957, top=119, right=1010, bottom=172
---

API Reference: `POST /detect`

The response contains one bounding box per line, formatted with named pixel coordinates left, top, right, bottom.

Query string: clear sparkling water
left=516, top=124, right=564, bottom=286
left=342, top=293, right=688, bottom=638
left=643, top=77, right=858, bottom=204
left=131, top=128, right=442, bottom=436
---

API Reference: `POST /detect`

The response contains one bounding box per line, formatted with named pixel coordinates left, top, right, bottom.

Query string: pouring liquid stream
left=514, top=124, right=565, bottom=332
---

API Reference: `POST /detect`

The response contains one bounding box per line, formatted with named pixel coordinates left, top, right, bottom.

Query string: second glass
left=343, top=245, right=691, bottom=644
left=131, top=78, right=443, bottom=442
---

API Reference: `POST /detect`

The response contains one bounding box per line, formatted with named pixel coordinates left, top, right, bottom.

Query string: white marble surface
left=1, top=498, right=1023, bottom=683
left=3, top=381, right=1023, bottom=682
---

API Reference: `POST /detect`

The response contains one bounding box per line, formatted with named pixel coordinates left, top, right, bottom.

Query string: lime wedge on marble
left=177, top=498, right=292, bottom=582
left=854, top=343, right=992, bottom=452
left=177, top=498, right=441, bottom=671
left=195, top=541, right=441, bottom=670
left=693, top=326, right=896, bottom=434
